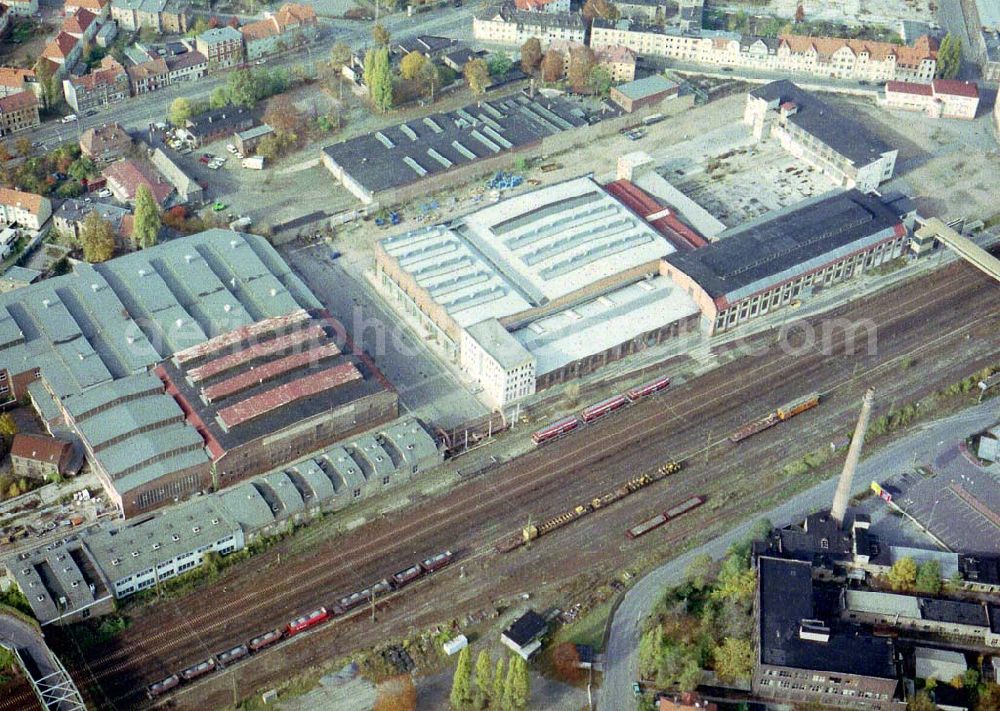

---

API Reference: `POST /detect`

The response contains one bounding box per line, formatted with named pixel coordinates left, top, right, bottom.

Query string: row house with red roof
left=0, top=90, right=40, bottom=136
left=591, top=21, right=939, bottom=84
left=882, top=79, right=979, bottom=119
left=239, top=3, right=317, bottom=60
left=63, top=56, right=129, bottom=112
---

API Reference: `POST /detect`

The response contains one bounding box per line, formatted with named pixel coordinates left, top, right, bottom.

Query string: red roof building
left=10, top=433, right=75, bottom=480
left=102, top=159, right=174, bottom=206
left=62, top=7, right=96, bottom=37
left=883, top=78, right=979, bottom=119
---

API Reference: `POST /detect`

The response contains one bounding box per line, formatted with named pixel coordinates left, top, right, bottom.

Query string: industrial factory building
left=0, top=230, right=396, bottom=517
left=4, top=417, right=441, bottom=624
left=662, top=190, right=913, bottom=334
left=375, top=176, right=700, bottom=406
left=744, top=81, right=898, bottom=193
left=321, top=93, right=588, bottom=205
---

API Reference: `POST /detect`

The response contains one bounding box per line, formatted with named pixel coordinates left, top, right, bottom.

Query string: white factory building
left=375, top=176, right=701, bottom=407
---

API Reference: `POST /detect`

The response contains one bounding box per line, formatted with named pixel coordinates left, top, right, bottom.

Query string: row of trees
left=936, top=33, right=962, bottom=80
left=886, top=557, right=943, bottom=595
left=449, top=646, right=530, bottom=710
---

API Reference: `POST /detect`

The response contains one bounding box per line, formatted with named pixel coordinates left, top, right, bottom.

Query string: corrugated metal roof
left=203, top=344, right=340, bottom=402
left=845, top=589, right=921, bottom=618
left=188, top=323, right=327, bottom=382
left=217, top=363, right=362, bottom=429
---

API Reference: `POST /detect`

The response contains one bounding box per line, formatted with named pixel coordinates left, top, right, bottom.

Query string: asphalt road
left=25, top=5, right=477, bottom=150
left=597, top=399, right=1000, bottom=711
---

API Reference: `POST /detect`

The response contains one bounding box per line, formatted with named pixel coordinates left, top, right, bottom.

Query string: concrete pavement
left=597, top=399, right=1000, bottom=711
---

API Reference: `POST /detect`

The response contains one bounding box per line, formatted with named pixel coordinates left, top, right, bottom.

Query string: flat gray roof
left=614, top=74, right=678, bottom=101
left=466, top=319, right=532, bottom=371
left=83, top=497, right=241, bottom=583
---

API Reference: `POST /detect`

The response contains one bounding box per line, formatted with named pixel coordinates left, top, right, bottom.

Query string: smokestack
left=831, top=387, right=875, bottom=528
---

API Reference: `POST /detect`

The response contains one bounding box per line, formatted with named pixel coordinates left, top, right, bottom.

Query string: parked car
left=225, top=144, right=238, bottom=154
left=96, top=188, right=112, bottom=198
left=84, top=109, right=98, bottom=117
left=212, top=202, right=226, bottom=211
left=199, top=154, right=212, bottom=164
left=60, top=114, right=77, bottom=123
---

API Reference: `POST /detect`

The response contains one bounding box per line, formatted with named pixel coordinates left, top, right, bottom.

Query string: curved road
left=598, top=399, right=1000, bottom=710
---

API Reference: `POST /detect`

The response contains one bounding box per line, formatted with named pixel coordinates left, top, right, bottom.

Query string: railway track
left=28, top=261, right=1000, bottom=710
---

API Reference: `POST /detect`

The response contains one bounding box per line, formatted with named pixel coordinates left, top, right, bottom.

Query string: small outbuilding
left=500, top=610, right=548, bottom=660
left=10, top=433, right=75, bottom=481
left=233, top=123, right=274, bottom=156
left=609, top=74, right=679, bottom=113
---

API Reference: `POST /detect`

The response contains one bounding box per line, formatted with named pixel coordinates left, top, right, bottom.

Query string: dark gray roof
left=187, top=106, right=253, bottom=137
left=919, top=598, right=989, bottom=627
left=664, top=189, right=903, bottom=302
left=749, top=80, right=893, bottom=166
left=476, top=4, right=585, bottom=30
left=756, top=511, right=888, bottom=569
left=758, top=557, right=899, bottom=680
left=392, top=35, right=459, bottom=56
left=959, top=555, right=1000, bottom=586
left=322, top=93, right=587, bottom=196
left=503, top=610, right=547, bottom=646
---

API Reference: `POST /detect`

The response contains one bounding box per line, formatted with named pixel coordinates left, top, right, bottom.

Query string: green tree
left=68, top=155, right=96, bottom=181
left=976, top=683, right=1000, bottom=710
left=226, top=69, right=259, bottom=108
left=521, top=37, right=542, bottom=73
left=508, top=655, right=529, bottom=711
left=363, top=46, right=393, bottom=113
left=373, top=22, right=390, bottom=47
left=501, top=654, right=518, bottom=710
left=449, top=645, right=473, bottom=709
left=568, top=46, right=596, bottom=92
left=915, top=560, right=942, bottom=594
left=888, top=556, right=918, bottom=591
left=132, top=185, right=160, bottom=249
left=685, top=553, right=715, bottom=590
left=0, top=412, right=18, bottom=437
left=464, top=58, right=490, bottom=96
left=488, top=53, right=512, bottom=78
left=587, top=65, right=612, bottom=95
left=33, top=60, right=59, bottom=110
left=209, top=86, right=229, bottom=109
left=400, top=50, right=428, bottom=81
left=79, top=210, right=116, bottom=263
left=473, top=649, right=492, bottom=709
left=908, top=690, right=938, bottom=711
left=168, top=97, right=194, bottom=127
left=418, top=60, right=442, bottom=100
left=713, top=637, right=752, bottom=683
left=329, top=41, right=352, bottom=99
left=492, top=657, right=506, bottom=706
left=936, top=33, right=961, bottom=79
left=711, top=553, right=756, bottom=603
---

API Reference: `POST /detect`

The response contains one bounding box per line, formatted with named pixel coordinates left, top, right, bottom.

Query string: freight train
left=729, top=392, right=820, bottom=443
left=494, top=461, right=681, bottom=553
left=532, top=375, right=671, bottom=445
left=625, top=495, right=706, bottom=539
left=147, top=550, right=454, bottom=699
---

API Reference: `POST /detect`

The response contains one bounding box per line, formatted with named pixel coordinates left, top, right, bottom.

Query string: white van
left=60, top=114, right=77, bottom=123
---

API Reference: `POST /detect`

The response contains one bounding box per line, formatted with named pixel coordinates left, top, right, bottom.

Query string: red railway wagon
left=392, top=564, right=425, bottom=588
left=420, top=550, right=454, bottom=572
left=287, top=607, right=329, bottom=635
left=181, top=658, right=217, bottom=681
left=626, top=376, right=671, bottom=402
left=248, top=629, right=283, bottom=652
left=532, top=416, right=580, bottom=445
left=626, top=496, right=706, bottom=540
left=581, top=395, right=629, bottom=423
left=148, top=675, right=180, bottom=698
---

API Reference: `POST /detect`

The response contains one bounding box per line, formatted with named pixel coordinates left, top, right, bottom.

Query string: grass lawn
left=554, top=597, right=618, bottom=651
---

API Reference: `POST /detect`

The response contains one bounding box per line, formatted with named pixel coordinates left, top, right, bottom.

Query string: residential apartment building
left=0, top=90, right=40, bottom=136
left=513, top=0, right=570, bottom=13
left=240, top=3, right=318, bottom=61
left=41, top=31, right=83, bottom=70
left=53, top=198, right=130, bottom=240
left=79, top=122, right=132, bottom=163
left=460, top=319, right=536, bottom=407
left=196, top=26, right=244, bottom=70
left=744, top=81, right=897, bottom=193
left=0, top=68, right=40, bottom=99
left=62, top=56, right=129, bottom=112
left=882, top=79, right=980, bottom=119
left=165, top=50, right=206, bottom=83
left=590, top=20, right=938, bottom=83
left=65, top=0, right=110, bottom=19
left=110, top=0, right=187, bottom=32
left=102, top=159, right=174, bottom=206
left=547, top=41, right=637, bottom=82
left=10, top=434, right=74, bottom=481
left=5, top=0, right=38, bottom=17
left=126, top=55, right=169, bottom=95
left=473, top=4, right=586, bottom=48
left=0, top=187, right=52, bottom=230
left=61, top=7, right=99, bottom=41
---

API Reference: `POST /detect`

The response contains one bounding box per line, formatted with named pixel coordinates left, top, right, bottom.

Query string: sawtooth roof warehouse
left=0, top=230, right=399, bottom=518
left=376, top=168, right=914, bottom=408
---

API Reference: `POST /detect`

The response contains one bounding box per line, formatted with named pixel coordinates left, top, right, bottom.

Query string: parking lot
left=658, top=127, right=839, bottom=227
